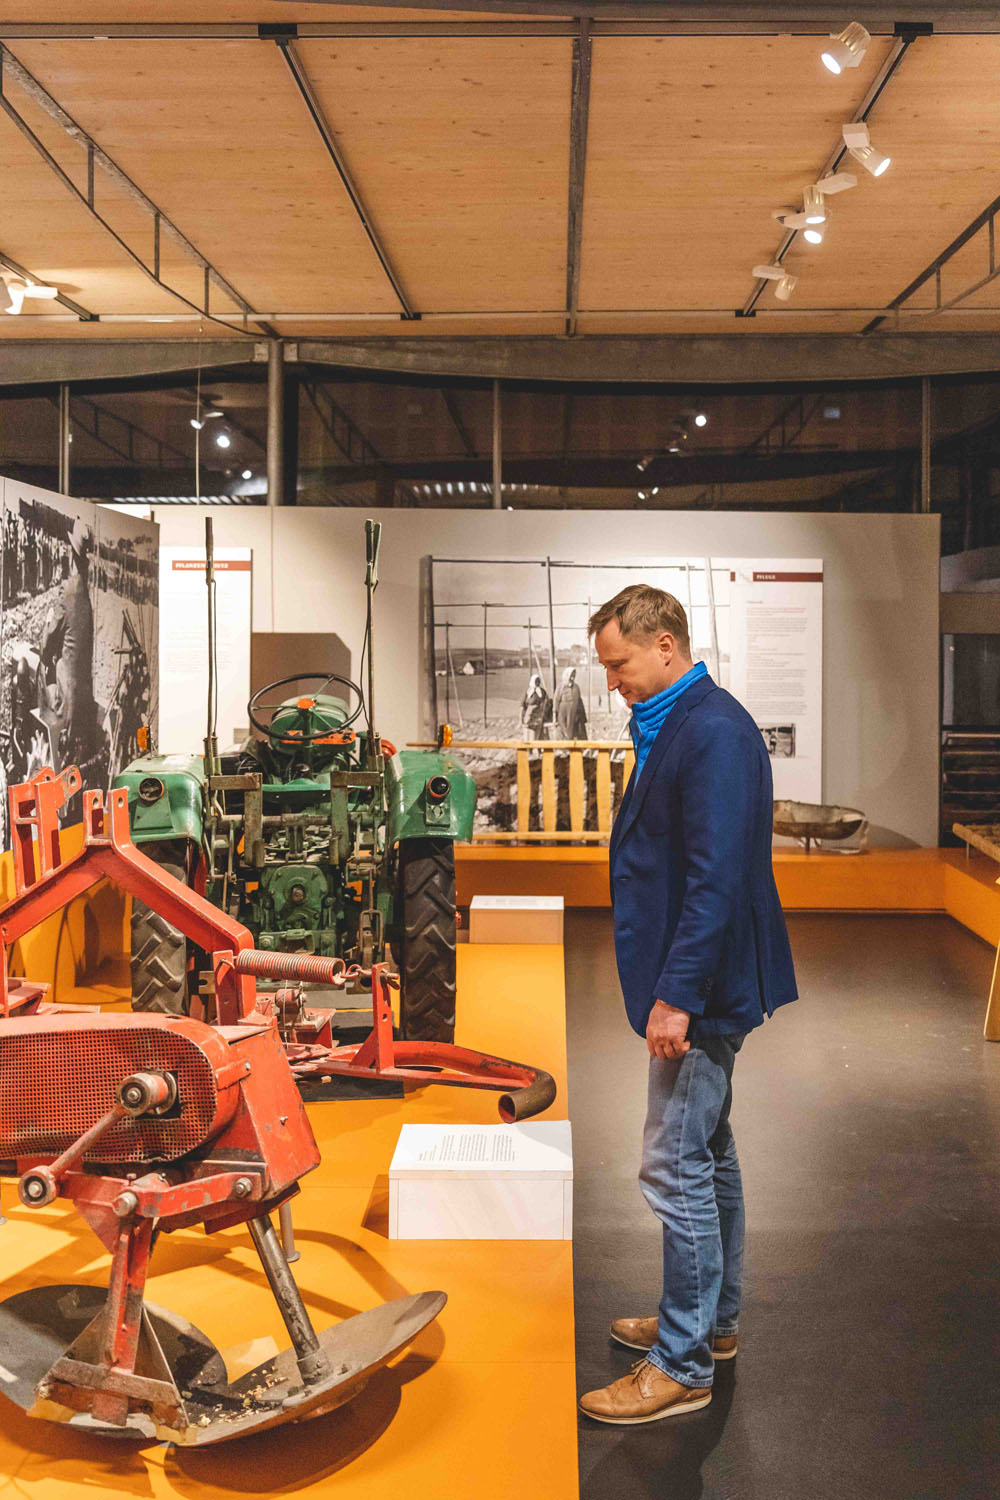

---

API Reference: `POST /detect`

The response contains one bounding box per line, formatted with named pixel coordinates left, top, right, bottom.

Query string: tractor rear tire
left=130, top=847, right=190, bottom=1015
left=397, top=838, right=457, bottom=1044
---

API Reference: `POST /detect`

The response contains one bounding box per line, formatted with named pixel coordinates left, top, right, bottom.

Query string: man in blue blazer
left=578, top=584, right=797, bottom=1426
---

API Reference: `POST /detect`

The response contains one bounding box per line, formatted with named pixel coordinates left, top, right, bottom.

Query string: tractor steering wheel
left=247, top=672, right=365, bottom=742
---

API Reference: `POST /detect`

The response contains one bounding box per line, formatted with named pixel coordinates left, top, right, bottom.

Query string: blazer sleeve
left=653, top=715, right=759, bottom=1016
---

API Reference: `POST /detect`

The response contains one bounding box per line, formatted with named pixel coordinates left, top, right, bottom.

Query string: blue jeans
left=638, top=1032, right=746, bottom=1389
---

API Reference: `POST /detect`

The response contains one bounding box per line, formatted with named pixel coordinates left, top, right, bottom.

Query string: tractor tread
left=398, top=838, right=457, bottom=1043
left=130, top=856, right=190, bottom=1015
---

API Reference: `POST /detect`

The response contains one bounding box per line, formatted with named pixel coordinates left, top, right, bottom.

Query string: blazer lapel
left=611, top=675, right=718, bottom=851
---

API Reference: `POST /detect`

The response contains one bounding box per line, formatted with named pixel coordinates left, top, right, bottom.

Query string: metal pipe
left=267, top=340, right=284, bottom=507
left=546, top=557, right=558, bottom=696
left=57, top=382, right=70, bottom=493
left=247, top=1214, right=330, bottom=1386
left=278, top=1200, right=301, bottom=1264
left=921, top=375, right=932, bottom=513
left=492, top=379, right=502, bottom=509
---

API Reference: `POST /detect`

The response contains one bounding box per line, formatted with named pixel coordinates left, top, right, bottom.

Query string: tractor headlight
left=137, top=776, right=165, bottom=805
left=427, top=775, right=451, bottom=801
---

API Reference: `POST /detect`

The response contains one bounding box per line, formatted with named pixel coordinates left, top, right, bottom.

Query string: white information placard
left=727, top=559, right=823, bottom=802
left=158, top=547, right=252, bottom=752
left=389, top=1121, right=573, bottom=1240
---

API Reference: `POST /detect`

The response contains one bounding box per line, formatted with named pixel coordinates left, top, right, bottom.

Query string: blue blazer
left=609, top=674, right=798, bottom=1039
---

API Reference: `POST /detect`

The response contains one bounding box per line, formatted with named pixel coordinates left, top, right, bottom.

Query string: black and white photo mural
left=426, top=554, right=821, bottom=840
left=0, top=481, right=158, bottom=844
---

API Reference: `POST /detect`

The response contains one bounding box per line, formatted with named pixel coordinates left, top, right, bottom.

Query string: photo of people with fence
left=427, top=556, right=731, bottom=840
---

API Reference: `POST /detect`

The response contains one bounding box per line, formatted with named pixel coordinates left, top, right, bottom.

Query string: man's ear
left=658, top=631, right=675, bottom=662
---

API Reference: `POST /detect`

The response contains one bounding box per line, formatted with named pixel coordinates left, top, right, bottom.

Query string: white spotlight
left=202, top=409, right=224, bottom=421
left=241, top=468, right=252, bottom=480
left=636, top=454, right=652, bottom=473
left=775, top=274, right=798, bottom=302
left=694, top=412, right=708, bottom=428
left=802, top=186, right=827, bottom=225
left=753, top=263, right=787, bottom=282
left=842, top=121, right=891, bottom=177
left=3, top=277, right=58, bottom=315
left=190, top=418, right=203, bottom=430
left=803, top=226, right=825, bottom=245
left=821, top=22, right=870, bottom=74
left=215, top=432, right=231, bottom=449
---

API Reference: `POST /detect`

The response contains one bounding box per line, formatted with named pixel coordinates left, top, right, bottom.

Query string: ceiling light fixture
left=802, top=186, right=827, bottom=225
left=3, top=276, right=59, bottom=316
left=636, top=454, right=653, bottom=473
left=842, top=121, right=891, bottom=176
left=755, top=265, right=799, bottom=300
left=241, top=469, right=252, bottom=480
left=190, top=418, right=203, bottom=430
left=821, top=21, right=870, bottom=74
left=803, top=226, right=825, bottom=245
left=815, top=170, right=858, bottom=196
left=215, top=432, right=231, bottom=449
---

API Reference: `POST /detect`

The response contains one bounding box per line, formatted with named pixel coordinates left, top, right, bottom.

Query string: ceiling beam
left=274, top=36, right=416, bottom=319
left=270, top=3, right=1000, bottom=31
left=297, top=334, right=1000, bottom=385
left=864, top=188, right=1000, bottom=333
left=441, top=389, right=478, bottom=456
left=0, top=340, right=266, bottom=387
left=564, top=19, right=592, bottom=338
left=323, top=449, right=908, bottom=487
left=0, top=45, right=272, bottom=337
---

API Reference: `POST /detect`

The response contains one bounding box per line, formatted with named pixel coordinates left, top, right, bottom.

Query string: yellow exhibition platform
left=0, top=926, right=577, bottom=1500
left=457, top=845, right=1000, bottom=947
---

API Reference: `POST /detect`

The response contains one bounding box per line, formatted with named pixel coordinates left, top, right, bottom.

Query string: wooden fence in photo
left=422, top=739, right=635, bottom=843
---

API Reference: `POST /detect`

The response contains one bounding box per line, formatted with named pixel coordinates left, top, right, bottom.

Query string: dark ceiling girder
left=322, top=448, right=908, bottom=487
left=864, top=188, right=1000, bottom=333
left=0, top=45, right=272, bottom=337
left=272, top=2, right=1000, bottom=30
left=440, top=388, right=478, bottom=456
left=565, top=19, right=592, bottom=338
left=296, top=334, right=1000, bottom=385
left=274, top=37, right=416, bottom=319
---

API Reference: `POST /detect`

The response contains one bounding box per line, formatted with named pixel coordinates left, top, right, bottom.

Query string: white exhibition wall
left=151, top=507, right=941, bottom=847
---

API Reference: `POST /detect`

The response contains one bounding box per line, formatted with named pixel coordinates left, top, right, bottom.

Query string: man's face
left=594, top=619, right=683, bottom=708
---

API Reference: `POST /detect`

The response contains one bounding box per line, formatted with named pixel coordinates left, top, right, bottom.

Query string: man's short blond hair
left=587, top=584, right=691, bottom=656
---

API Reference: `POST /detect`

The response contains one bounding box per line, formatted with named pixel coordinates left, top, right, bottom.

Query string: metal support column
left=267, top=340, right=284, bottom=507
left=492, top=379, right=502, bottom=509
left=920, top=375, right=932, bottom=514
left=57, top=383, right=71, bottom=494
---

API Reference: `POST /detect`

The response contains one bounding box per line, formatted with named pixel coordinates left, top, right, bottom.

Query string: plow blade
left=0, top=1284, right=445, bottom=1446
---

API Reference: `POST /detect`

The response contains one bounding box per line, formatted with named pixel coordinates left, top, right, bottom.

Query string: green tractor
left=113, top=520, right=475, bottom=1042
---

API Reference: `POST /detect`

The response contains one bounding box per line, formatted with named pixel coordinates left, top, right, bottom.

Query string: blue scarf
left=629, top=661, right=709, bottom=780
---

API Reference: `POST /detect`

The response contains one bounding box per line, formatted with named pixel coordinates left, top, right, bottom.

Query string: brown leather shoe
left=579, top=1359, right=712, bottom=1425
left=610, top=1316, right=739, bottom=1361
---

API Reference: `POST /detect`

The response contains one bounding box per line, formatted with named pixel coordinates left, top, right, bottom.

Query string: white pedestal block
left=388, top=1121, right=573, bottom=1240
left=468, top=894, right=564, bottom=945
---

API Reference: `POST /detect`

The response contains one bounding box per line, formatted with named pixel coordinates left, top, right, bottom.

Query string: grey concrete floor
left=566, top=910, right=1000, bottom=1500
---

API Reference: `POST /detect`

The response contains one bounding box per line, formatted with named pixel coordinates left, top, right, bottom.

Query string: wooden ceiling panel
left=10, top=4, right=511, bottom=21
left=299, top=37, right=572, bottom=310
left=11, top=39, right=400, bottom=314
left=579, top=35, right=896, bottom=312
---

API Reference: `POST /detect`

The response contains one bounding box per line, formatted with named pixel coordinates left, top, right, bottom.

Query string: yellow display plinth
left=0, top=944, right=577, bottom=1500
